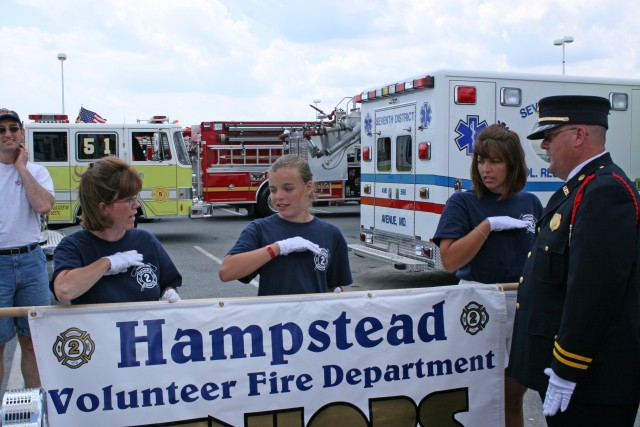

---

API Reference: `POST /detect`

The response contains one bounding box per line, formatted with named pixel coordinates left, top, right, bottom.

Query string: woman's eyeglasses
left=114, top=196, right=138, bottom=207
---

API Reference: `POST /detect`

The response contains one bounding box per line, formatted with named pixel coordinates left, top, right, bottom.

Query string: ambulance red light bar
left=358, top=75, right=435, bottom=102
left=413, top=76, right=434, bottom=89
left=454, top=86, right=477, bottom=104
left=28, top=114, right=69, bottom=123
left=354, top=94, right=362, bottom=103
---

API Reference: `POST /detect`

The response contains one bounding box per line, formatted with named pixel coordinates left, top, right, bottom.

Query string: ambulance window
left=396, top=135, right=412, bottom=172
left=32, top=132, right=68, bottom=162
left=377, top=137, right=391, bottom=172
left=173, top=131, right=191, bottom=165
left=76, top=133, right=118, bottom=161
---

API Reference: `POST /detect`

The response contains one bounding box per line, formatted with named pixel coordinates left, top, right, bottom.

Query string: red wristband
left=266, top=245, right=277, bottom=259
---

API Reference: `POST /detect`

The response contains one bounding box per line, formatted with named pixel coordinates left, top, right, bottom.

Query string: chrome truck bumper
left=348, top=243, right=441, bottom=272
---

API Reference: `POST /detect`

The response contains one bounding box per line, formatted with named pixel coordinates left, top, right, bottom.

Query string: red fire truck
left=189, top=100, right=361, bottom=218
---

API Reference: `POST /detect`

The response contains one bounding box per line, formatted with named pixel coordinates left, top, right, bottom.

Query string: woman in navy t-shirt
left=52, top=158, right=182, bottom=304
left=434, top=123, right=542, bottom=427
left=219, top=154, right=352, bottom=296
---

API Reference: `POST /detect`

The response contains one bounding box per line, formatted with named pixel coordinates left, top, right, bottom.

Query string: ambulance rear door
left=372, top=103, right=417, bottom=240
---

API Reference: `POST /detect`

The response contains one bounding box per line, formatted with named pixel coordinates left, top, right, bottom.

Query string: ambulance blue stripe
left=361, top=173, right=563, bottom=193
left=361, top=173, right=468, bottom=186
left=524, top=181, right=564, bottom=192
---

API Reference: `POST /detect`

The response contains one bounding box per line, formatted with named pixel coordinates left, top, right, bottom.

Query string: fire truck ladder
left=207, top=144, right=288, bottom=167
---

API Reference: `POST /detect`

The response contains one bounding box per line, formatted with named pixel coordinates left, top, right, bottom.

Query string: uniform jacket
left=508, top=152, right=640, bottom=404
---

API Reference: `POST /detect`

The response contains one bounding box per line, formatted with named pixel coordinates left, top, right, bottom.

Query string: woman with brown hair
left=433, top=123, right=542, bottom=427
left=52, top=157, right=182, bottom=304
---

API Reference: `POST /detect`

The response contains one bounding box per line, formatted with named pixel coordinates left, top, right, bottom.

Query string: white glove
left=487, top=216, right=529, bottom=232
left=104, top=250, right=144, bottom=275
left=161, top=288, right=181, bottom=303
left=276, top=237, right=322, bottom=256
left=543, top=368, right=576, bottom=416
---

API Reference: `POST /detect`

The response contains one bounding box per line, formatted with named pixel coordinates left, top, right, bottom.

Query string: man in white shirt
left=0, top=108, right=55, bottom=389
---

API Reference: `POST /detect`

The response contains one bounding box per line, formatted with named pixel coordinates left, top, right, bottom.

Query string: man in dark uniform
left=508, top=95, right=640, bottom=426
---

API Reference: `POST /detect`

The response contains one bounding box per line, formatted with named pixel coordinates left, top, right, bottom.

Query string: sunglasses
left=0, top=125, right=21, bottom=134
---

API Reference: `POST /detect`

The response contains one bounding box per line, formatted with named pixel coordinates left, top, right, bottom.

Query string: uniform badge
left=562, top=186, right=569, bottom=196
left=550, top=213, right=562, bottom=231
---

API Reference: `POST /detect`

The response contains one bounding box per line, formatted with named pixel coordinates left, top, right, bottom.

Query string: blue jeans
left=0, top=246, right=52, bottom=344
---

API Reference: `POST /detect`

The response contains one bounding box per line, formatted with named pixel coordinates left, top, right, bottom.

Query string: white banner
left=29, top=284, right=506, bottom=427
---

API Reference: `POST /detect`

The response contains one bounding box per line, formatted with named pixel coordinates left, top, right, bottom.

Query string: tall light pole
left=57, top=53, right=67, bottom=114
left=553, top=36, right=573, bottom=75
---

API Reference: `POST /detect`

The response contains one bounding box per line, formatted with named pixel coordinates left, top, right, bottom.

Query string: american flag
left=76, top=107, right=107, bottom=123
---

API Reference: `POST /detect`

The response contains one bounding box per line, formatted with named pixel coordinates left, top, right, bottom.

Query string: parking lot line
left=193, top=245, right=258, bottom=288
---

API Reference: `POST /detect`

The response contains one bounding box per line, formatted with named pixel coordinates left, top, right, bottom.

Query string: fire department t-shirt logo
left=314, top=248, right=329, bottom=272
left=131, top=264, right=159, bottom=291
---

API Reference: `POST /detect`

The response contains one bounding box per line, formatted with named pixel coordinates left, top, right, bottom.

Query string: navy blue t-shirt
left=52, top=228, right=182, bottom=304
left=227, top=215, right=352, bottom=296
left=433, top=190, right=542, bottom=283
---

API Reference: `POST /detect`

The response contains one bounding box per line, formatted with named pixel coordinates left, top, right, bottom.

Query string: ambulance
left=350, top=69, right=640, bottom=271
left=25, top=114, right=193, bottom=225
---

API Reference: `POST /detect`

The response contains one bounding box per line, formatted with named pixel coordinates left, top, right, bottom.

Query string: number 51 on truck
left=24, top=114, right=193, bottom=225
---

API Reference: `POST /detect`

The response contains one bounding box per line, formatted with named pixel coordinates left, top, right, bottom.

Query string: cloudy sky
left=3, top=0, right=639, bottom=127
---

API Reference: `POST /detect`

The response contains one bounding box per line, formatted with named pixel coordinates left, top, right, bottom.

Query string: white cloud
left=3, top=0, right=639, bottom=126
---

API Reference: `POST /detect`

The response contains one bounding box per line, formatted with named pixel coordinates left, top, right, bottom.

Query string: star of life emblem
left=364, top=113, right=373, bottom=134
left=454, top=116, right=489, bottom=155
left=420, top=102, right=433, bottom=129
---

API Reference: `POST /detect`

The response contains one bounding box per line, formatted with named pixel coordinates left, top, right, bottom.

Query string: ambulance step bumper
left=348, top=244, right=436, bottom=272
left=41, top=230, right=64, bottom=258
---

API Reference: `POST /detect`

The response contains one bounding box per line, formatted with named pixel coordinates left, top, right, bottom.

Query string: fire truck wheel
left=256, top=188, right=276, bottom=218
